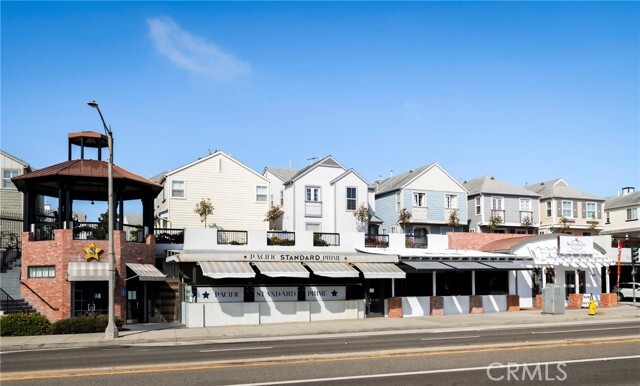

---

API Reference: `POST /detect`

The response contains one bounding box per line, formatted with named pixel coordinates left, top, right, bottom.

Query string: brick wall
left=21, top=229, right=156, bottom=322
left=387, top=297, right=403, bottom=318
left=469, top=295, right=483, bottom=314
left=599, top=293, right=618, bottom=307
left=447, top=233, right=528, bottom=251
left=506, top=295, right=520, bottom=311
left=567, top=293, right=582, bottom=309
left=430, top=296, right=444, bottom=316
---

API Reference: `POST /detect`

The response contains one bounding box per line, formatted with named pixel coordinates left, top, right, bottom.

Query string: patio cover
left=253, top=261, right=310, bottom=278
left=125, top=263, right=167, bottom=281
left=351, top=262, right=406, bottom=279
left=198, top=261, right=256, bottom=279
left=305, top=262, right=360, bottom=278
left=67, top=262, right=109, bottom=281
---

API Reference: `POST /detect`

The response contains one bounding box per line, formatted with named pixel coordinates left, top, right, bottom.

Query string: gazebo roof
left=12, top=159, right=162, bottom=201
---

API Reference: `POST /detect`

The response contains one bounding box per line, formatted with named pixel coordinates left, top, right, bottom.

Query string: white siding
left=405, top=165, right=466, bottom=194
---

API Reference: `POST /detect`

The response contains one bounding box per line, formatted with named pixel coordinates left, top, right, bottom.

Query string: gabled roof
left=1, top=149, right=31, bottom=171
left=263, top=167, right=299, bottom=183
left=375, top=163, right=466, bottom=195
left=330, top=168, right=369, bottom=186
left=605, top=190, right=640, bottom=210
left=284, top=155, right=345, bottom=184
left=164, top=151, right=269, bottom=182
left=463, top=176, right=541, bottom=197
left=524, top=178, right=603, bottom=201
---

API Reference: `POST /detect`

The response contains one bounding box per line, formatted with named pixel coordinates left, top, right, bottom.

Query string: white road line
left=200, top=346, right=272, bottom=353
left=228, top=355, right=640, bottom=385
left=420, top=335, right=481, bottom=341
left=0, top=347, right=83, bottom=355
left=532, top=326, right=640, bottom=334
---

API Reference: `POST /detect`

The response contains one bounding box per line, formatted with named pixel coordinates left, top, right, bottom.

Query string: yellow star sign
left=83, top=243, right=102, bottom=261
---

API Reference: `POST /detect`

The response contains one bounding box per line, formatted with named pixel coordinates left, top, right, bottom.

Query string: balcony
left=411, top=207, right=428, bottom=222
left=217, top=230, right=248, bottom=245
left=520, top=211, right=534, bottom=224
left=405, top=234, right=428, bottom=249
left=305, top=201, right=322, bottom=217
left=490, top=210, right=505, bottom=223
left=313, top=232, right=340, bottom=247
left=155, top=228, right=184, bottom=244
left=267, top=231, right=295, bottom=246
left=364, top=234, right=389, bottom=248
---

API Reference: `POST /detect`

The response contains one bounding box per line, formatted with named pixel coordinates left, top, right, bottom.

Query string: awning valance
left=126, top=263, right=167, bottom=281
left=400, top=261, right=455, bottom=271
left=304, top=262, right=360, bottom=278
left=253, top=261, right=310, bottom=278
left=67, top=262, right=109, bottom=281
left=199, top=261, right=256, bottom=279
left=352, top=263, right=406, bottom=279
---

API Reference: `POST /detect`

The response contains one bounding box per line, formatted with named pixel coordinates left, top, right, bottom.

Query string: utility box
left=542, top=284, right=565, bottom=314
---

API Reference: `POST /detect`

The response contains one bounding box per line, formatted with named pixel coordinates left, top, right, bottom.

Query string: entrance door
left=365, top=280, right=385, bottom=317
left=73, top=282, right=108, bottom=317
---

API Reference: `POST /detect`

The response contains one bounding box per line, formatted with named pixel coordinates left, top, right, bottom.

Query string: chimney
left=622, top=187, right=635, bottom=195
left=390, top=170, right=393, bottom=178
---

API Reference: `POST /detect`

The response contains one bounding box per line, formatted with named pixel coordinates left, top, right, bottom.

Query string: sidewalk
left=2, top=304, right=638, bottom=351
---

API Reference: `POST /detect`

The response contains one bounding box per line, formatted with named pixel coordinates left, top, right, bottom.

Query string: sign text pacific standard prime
left=247, top=254, right=342, bottom=261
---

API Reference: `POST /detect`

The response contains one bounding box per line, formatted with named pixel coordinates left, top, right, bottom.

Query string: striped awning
left=304, top=262, right=360, bottom=278
left=67, top=262, right=109, bottom=281
left=126, top=263, right=166, bottom=281
left=199, top=261, right=256, bottom=279
left=352, top=263, right=406, bottom=279
left=253, top=261, right=310, bottom=278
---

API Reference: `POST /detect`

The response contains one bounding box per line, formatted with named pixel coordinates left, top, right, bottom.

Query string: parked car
left=612, top=282, right=640, bottom=301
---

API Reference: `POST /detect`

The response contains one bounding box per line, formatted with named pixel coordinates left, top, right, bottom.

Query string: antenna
left=307, top=157, right=318, bottom=163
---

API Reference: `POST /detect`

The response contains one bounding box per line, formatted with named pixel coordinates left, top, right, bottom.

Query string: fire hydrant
left=588, top=296, right=596, bottom=316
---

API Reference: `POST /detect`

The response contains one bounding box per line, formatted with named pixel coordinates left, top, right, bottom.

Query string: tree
left=194, top=198, right=214, bottom=227
left=488, top=214, right=502, bottom=233
left=447, top=209, right=461, bottom=231
left=264, top=205, right=284, bottom=230
left=521, top=215, right=533, bottom=234
left=353, top=203, right=370, bottom=232
left=397, top=208, right=412, bottom=233
left=559, top=216, right=571, bottom=233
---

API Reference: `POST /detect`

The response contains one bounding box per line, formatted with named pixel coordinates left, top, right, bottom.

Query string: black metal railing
left=33, top=222, right=57, bottom=241
left=0, top=288, right=25, bottom=314
left=155, top=228, right=184, bottom=244
left=365, top=234, right=389, bottom=248
left=20, top=281, right=59, bottom=311
left=217, top=230, right=248, bottom=245
left=123, top=224, right=145, bottom=243
left=313, top=232, right=340, bottom=247
left=267, top=231, right=295, bottom=246
left=405, top=234, right=428, bottom=249
left=73, top=222, right=106, bottom=240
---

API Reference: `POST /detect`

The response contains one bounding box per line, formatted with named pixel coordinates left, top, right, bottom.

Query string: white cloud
left=146, top=16, right=250, bottom=81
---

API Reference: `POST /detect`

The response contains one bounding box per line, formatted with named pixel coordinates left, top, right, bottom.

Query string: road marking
left=200, top=346, right=273, bottom=353
left=421, top=335, right=480, bottom=341
left=533, top=326, right=640, bottom=334
left=230, top=355, right=640, bottom=385
left=0, top=347, right=82, bottom=355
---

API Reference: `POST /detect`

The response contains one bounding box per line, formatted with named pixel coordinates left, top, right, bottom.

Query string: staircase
left=155, top=278, right=180, bottom=322
left=0, top=251, right=38, bottom=315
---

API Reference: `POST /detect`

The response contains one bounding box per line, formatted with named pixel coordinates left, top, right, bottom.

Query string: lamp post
left=87, top=101, right=118, bottom=339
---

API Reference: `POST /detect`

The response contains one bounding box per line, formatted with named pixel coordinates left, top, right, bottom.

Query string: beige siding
left=407, top=165, right=466, bottom=193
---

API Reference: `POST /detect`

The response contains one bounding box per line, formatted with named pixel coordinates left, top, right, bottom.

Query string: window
left=2, top=169, right=19, bottom=189
left=585, top=202, right=597, bottom=219
left=475, top=197, right=481, bottom=215
left=346, top=187, right=357, bottom=210
left=491, top=196, right=504, bottom=210
left=413, top=192, right=425, bottom=207
left=256, top=185, right=268, bottom=202
left=546, top=201, right=552, bottom=217
left=305, top=223, right=320, bottom=232
left=606, top=211, right=610, bottom=224
left=391, top=226, right=397, bottom=234
left=28, top=266, right=55, bottom=278
left=396, top=192, right=401, bottom=211
left=519, top=198, right=532, bottom=212
left=562, top=200, right=573, bottom=218
left=171, top=180, right=185, bottom=198
left=628, top=208, right=638, bottom=221
left=445, top=194, right=458, bottom=209
left=280, top=190, right=284, bottom=206
left=306, top=187, right=320, bottom=202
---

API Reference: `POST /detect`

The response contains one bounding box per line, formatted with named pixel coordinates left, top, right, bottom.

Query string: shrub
left=49, top=315, right=123, bottom=335
left=0, top=313, right=51, bottom=336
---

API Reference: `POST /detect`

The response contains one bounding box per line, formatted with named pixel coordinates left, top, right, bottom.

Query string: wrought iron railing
left=365, top=234, right=389, bottom=248
left=313, top=232, right=340, bottom=247
left=155, top=228, right=184, bottom=244
left=20, top=281, right=59, bottom=311
left=123, top=224, right=145, bottom=243
left=267, top=231, right=295, bottom=246
left=0, top=288, right=25, bottom=314
left=405, top=234, right=428, bottom=249
left=73, top=222, right=106, bottom=240
left=218, top=230, right=248, bottom=245
left=33, top=222, right=56, bottom=241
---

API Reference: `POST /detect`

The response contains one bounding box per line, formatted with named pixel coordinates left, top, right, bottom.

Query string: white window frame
left=28, top=265, right=55, bottom=278
left=519, top=198, right=532, bottom=212
left=395, top=192, right=401, bottom=212
left=585, top=202, right=597, bottom=219
left=546, top=201, right=552, bottom=217
left=346, top=187, right=357, bottom=211
left=305, top=186, right=321, bottom=202
left=562, top=200, right=573, bottom=218
left=2, top=169, right=19, bottom=189
left=305, top=222, right=321, bottom=232
left=475, top=197, right=481, bottom=215
left=627, top=207, right=638, bottom=221
left=491, top=196, right=504, bottom=211
left=413, top=192, right=425, bottom=207
left=171, top=180, right=185, bottom=199
left=256, top=185, right=268, bottom=202
left=445, top=194, right=458, bottom=209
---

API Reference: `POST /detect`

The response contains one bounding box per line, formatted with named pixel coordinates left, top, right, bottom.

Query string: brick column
left=567, top=293, right=582, bottom=309
left=430, top=296, right=444, bottom=316
left=535, top=294, right=542, bottom=309
left=599, top=293, right=618, bottom=307
left=469, top=295, right=483, bottom=314
left=387, top=297, right=403, bottom=318
left=506, top=295, right=520, bottom=311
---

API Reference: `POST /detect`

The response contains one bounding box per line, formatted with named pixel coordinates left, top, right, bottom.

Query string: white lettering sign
left=305, top=286, right=346, bottom=301
left=254, top=286, right=299, bottom=302
left=196, top=287, right=244, bottom=303
left=558, top=236, right=593, bottom=256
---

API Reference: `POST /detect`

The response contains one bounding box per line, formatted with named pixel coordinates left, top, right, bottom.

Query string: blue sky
left=2, top=1, right=639, bottom=221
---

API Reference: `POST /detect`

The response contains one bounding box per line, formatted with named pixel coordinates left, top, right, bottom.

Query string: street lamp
left=87, top=101, right=118, bottom=339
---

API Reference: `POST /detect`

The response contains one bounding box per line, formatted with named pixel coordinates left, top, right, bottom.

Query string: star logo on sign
left=83, top=242, right=102, bottom=261
left=331, top=290, right=338, bottom=297
left=202, top=291, right=210, bottom=299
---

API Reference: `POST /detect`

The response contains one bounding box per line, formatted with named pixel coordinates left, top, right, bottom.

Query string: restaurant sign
left=254, top=286, right=299, bottom=302
left=558, top=236, right=593, bottom=256
left=305, top=286, right=346, bottom=301
left=196, top=287, right=244, bottom=303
